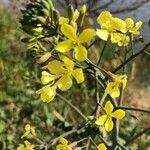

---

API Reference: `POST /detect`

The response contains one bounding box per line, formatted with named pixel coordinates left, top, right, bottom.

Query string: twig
left=117, top=106, right=150, bottom=113
left=113, top=42, right=150, bottom=73
left=57, top=94, right=87, bottom=121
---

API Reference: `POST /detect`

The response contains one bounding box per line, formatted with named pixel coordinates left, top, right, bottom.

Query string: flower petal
left=97, top=11, right=112, bottom=25
left=61, top=23, right=77, bottom=41
left=96, top=29, right=109, bottom=41
left=105, top=117, right=114, bottom=132
left=59, top=137, right=68, bottom=145
left=72, top=69, right=84, bottom=84
left=105, top=82, right=120, bottom=98
left=111, top=109, right=126, bottom=119
left=104, top=101, right=114, bottom=114
left=58, top=75, right=72, bottom=91
left=97, top=143, right=107, bottom=150
left=55, top=40, right=74, bottom=53
left=74, top=45, right=87, bottom=61
left=59, top=17, right=69, bottom=25
left=61, top=56, right=74, bottom=70
left=78, top=28, right=96, bottom=43
left=41, top=71, right=55, bottom=85
left=95, top=115, right=107, bottom=126
left=48, top=60, right=65, bottom=74
left=125, top=18, right=134, bottom=29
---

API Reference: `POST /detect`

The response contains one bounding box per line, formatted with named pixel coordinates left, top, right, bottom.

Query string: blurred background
left=0, top=0, right=150, bottom=149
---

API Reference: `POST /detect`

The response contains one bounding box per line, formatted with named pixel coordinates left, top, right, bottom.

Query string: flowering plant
left=18, top=0, right=150, bottom=149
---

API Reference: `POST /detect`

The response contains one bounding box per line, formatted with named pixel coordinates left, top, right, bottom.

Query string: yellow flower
left=17, top=141, right=33, bottom=150
left=56, top=137, right=72, bottom=150
left=106, top=74, right=127, bottom=98
left=96, top=11, right=126, bottom=41
left=22, top=124, right=36, bottom=138
left=98, top=143, right=107, bottom=150
left=55, top=23, right=96, bottom=61
left=59, top=9, right=79, bottom=29
left=111, top=33, right=129, bottom=46
left=81, top=4, right=87, bottom=14
left=95, top=101, right=126, bottom=132
left=125, top=18, right=142, bottom=35
left=36, top=85, right=57, bottom=103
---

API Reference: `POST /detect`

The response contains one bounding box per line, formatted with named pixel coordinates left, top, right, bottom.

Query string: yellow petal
left=41, top=71, right=55, bottom=85
left=74, top=45, right=87, bottom=61
left=111, top=18, right=126, bottom=33
left=61, top=23, right=77, bottom=41
left=59, top=17, right=69, bottom=25
left=104, top=101, right=114, bottom=114
left=55, top=40, right=74, bottom=53
left=72, top=9, right=79, bottom=21
left=48, top=60, right=65, bottom=74
left=96, top=29, right=109, bottom=41
left=97, top=11, right=112, bottom=25
left=59, top=137, right=68, bottom=145
left=58, top=75, right=72, bottom=91
left=61, top=56, right=74, bottom=70
left=36, top=86, right=56, bottom=103
left=72, top=69, right=84, bottom=84
left=97, top=143, right=107, bottom=150
left=105, top=82, right=120, bottom=98
left=111, top=109, right=126, bottom=119
left=95, top=115, right=107, bottom=126
left=131, top=21, right=142, bottom=35
left=125, top=18, right=134, bottom=29
left=105, top=117, right=114, bottom=132
left=78, top=28, right=96, bottom=43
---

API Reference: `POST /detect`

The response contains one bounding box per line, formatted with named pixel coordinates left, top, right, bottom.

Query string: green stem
left=57, top=94, right=87, bottom=121
left=117, top=106, right=150, bottom=113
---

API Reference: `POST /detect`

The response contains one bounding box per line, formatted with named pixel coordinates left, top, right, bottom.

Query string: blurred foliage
left=0, top=3, right=150, bottom=150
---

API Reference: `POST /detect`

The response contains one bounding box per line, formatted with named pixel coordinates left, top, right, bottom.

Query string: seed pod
left=53, top=10, right=60, bottom=25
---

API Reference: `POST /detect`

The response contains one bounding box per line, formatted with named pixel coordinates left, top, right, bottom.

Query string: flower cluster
left=37, top=56, right=84, bottom=102
left=96, top=11, right=142, bottom=46
left=17, top=141, right=33, bottom=150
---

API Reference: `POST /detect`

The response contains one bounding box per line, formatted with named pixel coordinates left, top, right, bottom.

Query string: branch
left=117, top=106, right=150, bottom=113
left=113, top=42, right=150, bottom=73
left=125, top=127, right=150, bottom=146
left=57, top=94, right=87, bottom=121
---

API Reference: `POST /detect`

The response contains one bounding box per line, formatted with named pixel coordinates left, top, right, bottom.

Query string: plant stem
left=57, top=94, right=87, bottom=121
left=113, top=42, right=150, bottom=73
left=125, top=127, right=150, bottom=146
left=117, top=106, right=150, bottom=113
left=97, top=42, right=107, bottom=66
left=86, top=137, right=91, bottom=150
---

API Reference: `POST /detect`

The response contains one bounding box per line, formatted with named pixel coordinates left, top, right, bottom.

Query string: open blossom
left=98, top=143, right=107, bottom=150
left=17, top=141, right=33, bottom=150
left=95, top=101, right=126, bottom=132
left=125, top=18, right=142, bottom=35
left=55, top=23, right=95, bottom=61
left=21, top=124, right=36, bottom=138
left=37, top=56, right=84, bottom=102
left=56, top=137, right=72, bottom=150
left=106, top=74, right=127, bottom=98
left=96, top=11, right=126, bottom=41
